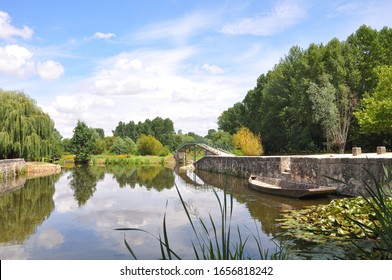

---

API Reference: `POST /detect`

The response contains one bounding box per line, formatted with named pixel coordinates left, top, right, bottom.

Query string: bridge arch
left=174, top=141, right=233, bottom=163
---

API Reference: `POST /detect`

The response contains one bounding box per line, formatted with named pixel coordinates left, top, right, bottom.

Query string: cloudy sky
left=1, top=0, right=392, bottom=138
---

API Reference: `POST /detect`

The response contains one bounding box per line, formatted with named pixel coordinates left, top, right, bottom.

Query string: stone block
left=352, top=147, right=362, bottom=156
left=377, top=146, right=386, bottom=154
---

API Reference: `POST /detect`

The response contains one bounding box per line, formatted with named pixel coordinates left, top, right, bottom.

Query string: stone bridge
left=174, top=141, right=233, bottom=163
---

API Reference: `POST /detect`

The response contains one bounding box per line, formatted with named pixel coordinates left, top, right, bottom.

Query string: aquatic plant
left=116, top=181, right=289, bottom=260
left=278, top=165, right=392, bottom=259
left=278, top=196, right=377, bottom=242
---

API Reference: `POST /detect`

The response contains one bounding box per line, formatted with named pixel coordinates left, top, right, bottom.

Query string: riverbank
left=55, top=154, right=177, bottom=169
left=26, top=162, right=62, bottom=178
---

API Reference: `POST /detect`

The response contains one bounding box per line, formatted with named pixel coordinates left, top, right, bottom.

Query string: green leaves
left=70, top=121, right=96, bottom=164
left=0, top=90, right=58, bottom=160
left=278, top=196, right=381, bottom=242
left=355, top=65, right=392, bottom=134
left=217, top=25, right=392, bottom=154
left=136, top=134, right=164, bottom=156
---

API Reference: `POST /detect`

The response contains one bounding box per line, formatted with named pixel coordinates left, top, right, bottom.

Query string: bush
left=233, top=127, right=264, bottom=156
left=111, top=137, right=137, bottom=155
left=137, top=134, right=164, bottom=156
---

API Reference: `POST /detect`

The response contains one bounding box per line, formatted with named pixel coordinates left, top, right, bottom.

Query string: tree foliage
left=0, top=90, right=60, bottom=160
left=136, top=134, right=164, bottom=156
left=218, top=25, right=392, bottom=154
left=70, top=121, right=96, bottom=164
left=233, top=127, right=264, bottom=156
left=113, top=117, right=175, bottom=149
left=355, top=65, right=392, bottom=135
left=110, top=137, right=137, bottom=155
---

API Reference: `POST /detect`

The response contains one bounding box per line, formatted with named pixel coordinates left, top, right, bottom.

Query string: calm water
left=0, top=165, right=333, bottom=260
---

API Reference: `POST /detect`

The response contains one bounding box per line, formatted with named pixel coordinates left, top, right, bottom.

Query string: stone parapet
left=0, top=159, right=27, bottom=180
left=194, top=154, right=392, bottom=196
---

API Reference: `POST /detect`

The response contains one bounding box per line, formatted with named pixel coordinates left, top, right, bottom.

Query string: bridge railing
left=176, top=140, right=233, bottom=155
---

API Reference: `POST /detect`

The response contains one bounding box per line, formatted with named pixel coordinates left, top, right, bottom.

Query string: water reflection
left=0, top=174, right=60, bottom=245
left=68, top=165, right=104, bottom=206
left=195, top=170, right=333, bottom=236
left=0, top=165, right=333, bottom=259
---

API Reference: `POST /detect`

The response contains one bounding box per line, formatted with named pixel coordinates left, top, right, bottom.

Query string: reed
left=349, top=165, right=392, bottom=259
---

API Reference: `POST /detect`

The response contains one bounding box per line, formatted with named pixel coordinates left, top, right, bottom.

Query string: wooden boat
left=248, top=175, right=337, bottom=198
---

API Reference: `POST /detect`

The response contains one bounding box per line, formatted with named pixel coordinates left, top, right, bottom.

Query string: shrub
left=137, top=134, right=164, bottom=156
left=233, top=127, right=263, bottom=156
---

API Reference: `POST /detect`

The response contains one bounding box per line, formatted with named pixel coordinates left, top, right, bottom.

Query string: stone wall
left=0, top=159, right=27, bottom=180
left=0, top=159, right=27, bottom=195
left=290, top=156, right=392, bottom=196
left=194, top=156, right=282, bottom=178
left=26, top=163, right=61, bottom=178
left=194, top=155, right=392, bottom=196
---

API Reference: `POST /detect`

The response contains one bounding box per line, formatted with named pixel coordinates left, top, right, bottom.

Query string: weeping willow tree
left=0, top=90, right=60, bottom=161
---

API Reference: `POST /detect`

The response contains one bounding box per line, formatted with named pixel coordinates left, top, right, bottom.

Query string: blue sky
left=1, top=0, right=392, bottom=138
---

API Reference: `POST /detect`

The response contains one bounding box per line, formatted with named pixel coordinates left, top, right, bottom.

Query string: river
left=0, top=165, right=334, bottom=259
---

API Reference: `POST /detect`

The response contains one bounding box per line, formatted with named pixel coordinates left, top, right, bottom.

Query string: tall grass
left=349, top=165, right=392, bottom=259
left=116, top=180, right=289, bottom=260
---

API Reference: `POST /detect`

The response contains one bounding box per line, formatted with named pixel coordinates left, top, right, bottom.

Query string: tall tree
left=355, top=65, right=392, bottom=135
left=0, top=90, right=59, bottom=160
left=347, top=25, right=384, bottom=95
left=217, top=102, right=245, bottom=134
left=70, top=121, right=96, bottom=164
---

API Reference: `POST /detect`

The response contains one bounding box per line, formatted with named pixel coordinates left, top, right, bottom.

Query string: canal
left=0, top=165, right=334, bottom=259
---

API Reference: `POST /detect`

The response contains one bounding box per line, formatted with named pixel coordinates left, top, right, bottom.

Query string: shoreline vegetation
left=18, top=154, right=176, bottom=179
left=56, top=153, right=176, bottom=169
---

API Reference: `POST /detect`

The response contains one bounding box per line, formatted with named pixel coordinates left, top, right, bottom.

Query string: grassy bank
left=57, top=154, right=175, bottom=168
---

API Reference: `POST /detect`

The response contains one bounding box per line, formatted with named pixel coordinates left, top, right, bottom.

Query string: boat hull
left=248, top=176, right=337, bottom=198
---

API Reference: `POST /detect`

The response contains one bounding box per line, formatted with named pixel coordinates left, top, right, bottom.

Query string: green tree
left=0, top=90, right=59, bottom=160
left=93, top=128, right=105, bottom=139
left=347, top=25, right=385, bottom=94
left=137, top=134, right=163, bottom=156
left=355, top=65, right=392, bottom=135
left=206, top=129, right=234, bottom=151
left=218, top=102, right=245, bottom=134
left=110, top=136, right=137, bottom=155
left=70, top=121, right=95, bottom=164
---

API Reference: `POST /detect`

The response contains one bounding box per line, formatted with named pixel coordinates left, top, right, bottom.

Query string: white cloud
left=0, top=44, right=34, bottom=76
left=202, top=63, right=224, bottom=74
left=93, top=32, right=116, bottom=39
left=36, top=229, right=65, bottom=249
left=0, top=11, right=33, bottom=40
left=133, top=11, right=215, bottom=43
left=45, top=46, right=250, bottom=137
left=37, top=60, right=64, bottom=80
left=220, top=1, right=306, bottom=36
left=0, top=44, right=65, bottom=80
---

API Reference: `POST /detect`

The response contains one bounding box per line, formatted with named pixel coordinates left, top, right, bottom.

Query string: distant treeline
left=218, top=25, right=392, bottom=154
left=112, top=117, right=177, bottom=150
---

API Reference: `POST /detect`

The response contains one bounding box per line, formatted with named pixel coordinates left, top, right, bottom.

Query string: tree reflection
left=0, top=174, right=60, bottom=244
left=67, top=165, right=175, bottom=206
left=109, top=165, right=175, bottom=191
left=68, top=165, right=105, bottom=206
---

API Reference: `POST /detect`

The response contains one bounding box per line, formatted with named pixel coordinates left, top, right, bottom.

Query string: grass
left=116, top=179, right=290, bottom=260
left=349, top=165, right=392, bottom=259
left=57, top=154, right=168, bottom=167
